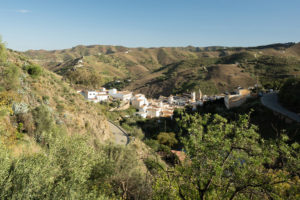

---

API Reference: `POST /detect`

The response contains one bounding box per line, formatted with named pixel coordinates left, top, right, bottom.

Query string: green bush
left=24, top=64, right=43, bottom=78
left=1, top=64, right=20, bottom=90
left=0, top=37, right=6, bottom=63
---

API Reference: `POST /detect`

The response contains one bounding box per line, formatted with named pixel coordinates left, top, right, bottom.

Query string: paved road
left=108, top=121, right=129, bottom=145
left=261, top=93, right=300, bottom=123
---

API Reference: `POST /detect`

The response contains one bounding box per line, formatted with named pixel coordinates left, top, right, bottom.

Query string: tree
left=279, top=78, right=300, bottom=113
left=157, top=132, right=178, bottom=147
left=153, top=114, right=299, bottom=199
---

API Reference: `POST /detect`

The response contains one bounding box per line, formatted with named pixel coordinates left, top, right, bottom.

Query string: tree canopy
left=152, top=114, right=300, bottom=200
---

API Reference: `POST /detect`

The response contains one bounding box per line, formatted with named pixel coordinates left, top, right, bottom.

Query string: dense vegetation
left=151, top=114, right=299, bottom=199
left=279, top=78, right=300, bottom=113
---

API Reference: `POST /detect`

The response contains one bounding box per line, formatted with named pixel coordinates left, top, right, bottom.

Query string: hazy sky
left=0, top=0, right=299, bottom=51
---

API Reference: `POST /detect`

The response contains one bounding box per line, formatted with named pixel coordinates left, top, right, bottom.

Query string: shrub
left=157, top=132, right=178, bottom=147
left=1, top=64, right=20, bottom=90
left=0, top=37, right=6, bottom=63
left=24, top=64, right=43, bottom=78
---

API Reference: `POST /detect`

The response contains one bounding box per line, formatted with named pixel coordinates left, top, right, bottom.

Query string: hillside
left=23, top=42, right=300, bottom=97
left=1, top=47, right=117, bottom=155
left=1, top=41, right=160, bottom=199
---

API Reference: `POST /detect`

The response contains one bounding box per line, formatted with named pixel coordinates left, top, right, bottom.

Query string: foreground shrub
left=24, top=64, right=43, bottom=78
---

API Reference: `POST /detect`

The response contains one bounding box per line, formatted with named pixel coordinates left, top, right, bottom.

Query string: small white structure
left=139, top=105, right=148, bottom=113
left=110, top=91, right=132, bottom=101
left=96, top=94, right=109, bottom=102
left=131, top=94, right=149, bottom=109
left=136, top=111, right=147, bottom=118
left=159, top=101, right=163, bottom=108
left=84, top=91, right=97, bottom=99
left=99, top=87, right=106, bottom=92
left=191, top=92, right=196, bottom=102
left=197, top=89, right=203, bottom=100
left=82, top=90, right=109, bottom=103
left=224, top=89, right=251, bottom=109
left=168, top=95, right=174, bottom=104
left=108, top=88, right=117, bottom=95
left=147, top=107, right=161, bottom=118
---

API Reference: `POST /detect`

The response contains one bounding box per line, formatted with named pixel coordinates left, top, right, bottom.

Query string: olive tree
left=153, top=114, right=299, bottom=200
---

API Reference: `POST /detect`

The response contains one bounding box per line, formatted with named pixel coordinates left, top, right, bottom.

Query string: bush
left=0, top=37, right=6, bottom=63
left=157, top=132, right=178, bottom=147
left=24, top=64, right=43, bottom=78
left=1, top=64, right=20, bottom=90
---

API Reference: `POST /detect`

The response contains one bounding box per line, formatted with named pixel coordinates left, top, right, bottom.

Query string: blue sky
left=0, top=0, right=299, bottom=51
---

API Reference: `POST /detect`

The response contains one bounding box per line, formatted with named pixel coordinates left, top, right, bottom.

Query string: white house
left=136, top=111, right=147, bottom=118
left=131, top=94, right=148, bottom=109
left=108, top=88, right=117, bottom=95
left=161, top=110, right=174, bottom=118
left=139, top=105, right=148, bottom=113
left=147, top=107, right=162, bottom=118
left=99, top=87, right=106, bottom=92
left=168, top=95, right=174, bottom=104
left=96, top=94, right=109, bottom=102
left=110, top=91, right=132, bottom=101
left=82, top=90, right=109, bottom=103
left=224, top=89, right=251, bottom=109
left=191, top=92, right=196, bottom=102
left=83, top=91, right=97, bottom=99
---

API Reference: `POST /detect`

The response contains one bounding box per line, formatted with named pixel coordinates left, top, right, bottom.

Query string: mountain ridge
left=22, top=42, right=300, bottom=97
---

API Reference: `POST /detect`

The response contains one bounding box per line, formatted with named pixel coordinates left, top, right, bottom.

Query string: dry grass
left=209, top=64, right=256, bottom=92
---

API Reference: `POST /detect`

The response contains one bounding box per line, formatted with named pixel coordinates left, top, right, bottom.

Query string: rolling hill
left=23, top=42, right=300, bottom=97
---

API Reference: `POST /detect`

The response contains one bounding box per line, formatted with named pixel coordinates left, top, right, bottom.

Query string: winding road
left=108, top=121, right=130, bottom=145
left=261, top=93, right=300, bottom=123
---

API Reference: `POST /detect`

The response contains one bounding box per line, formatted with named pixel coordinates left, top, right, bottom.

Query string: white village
left=77, top=86, right=254, bottom=119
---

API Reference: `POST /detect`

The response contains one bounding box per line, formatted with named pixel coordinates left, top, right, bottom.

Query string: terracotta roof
left=171, top=150, right=186, bottom=162
left=162, top=110, right=173, bottom=114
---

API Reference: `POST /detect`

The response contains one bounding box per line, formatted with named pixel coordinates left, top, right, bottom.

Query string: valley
left=1, top=41, right=299, bottom=199
left=23, top=43, right=300, bottom=98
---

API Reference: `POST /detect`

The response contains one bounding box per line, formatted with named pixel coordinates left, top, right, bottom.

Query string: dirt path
left=108, top=121, right=129, bottom=145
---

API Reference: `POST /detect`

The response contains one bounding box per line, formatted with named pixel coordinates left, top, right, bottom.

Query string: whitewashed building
left=136, top=111, right=147, bottom=118
left=168, top=95, right=174, bottom=104
left=108, top=88, right=117, bottom=95
left=82, top=90, right=109, bottom=103
left=96, top=94, right=109, bottom=102
left=110, top=91, right=132, bottom=101
left=83, top=91, right=98, bottom=99
left=147, top=107, right=162, bottom=118
left=131, top=94, right=149, bottom=109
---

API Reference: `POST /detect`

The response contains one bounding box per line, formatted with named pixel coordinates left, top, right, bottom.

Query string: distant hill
left=23, top=42, right=300, bottom=97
